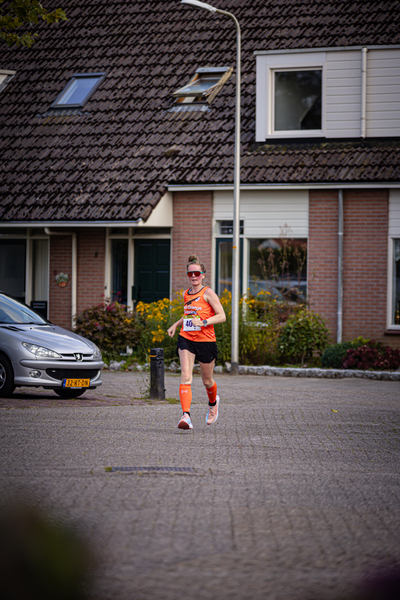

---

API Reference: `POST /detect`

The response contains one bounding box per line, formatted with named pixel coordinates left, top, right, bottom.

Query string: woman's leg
left=178, top=349, right=195, bottom=415
left=179, top=348, right=196, bottom=386
left=200, top=360, right=219, bottom=424
left=199, top=360, right=215, bottom=390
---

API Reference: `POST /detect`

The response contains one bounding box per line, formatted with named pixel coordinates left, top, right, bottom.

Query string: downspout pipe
left=337, top=190, right=344, bottom=343
left=44, top=228, right=77, bottom=330
left=361, top=48, right=368, bottom=139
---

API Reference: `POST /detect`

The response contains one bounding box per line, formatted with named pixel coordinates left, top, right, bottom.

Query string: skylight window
left=52, top=73, right=106, bottom=108
left=173, top=67, right=233, bottom=104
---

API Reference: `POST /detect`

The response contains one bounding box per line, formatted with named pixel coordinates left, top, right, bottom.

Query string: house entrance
left=134, top=239, right=170, bottom=303
left=0, top=239, right=26, bottom=302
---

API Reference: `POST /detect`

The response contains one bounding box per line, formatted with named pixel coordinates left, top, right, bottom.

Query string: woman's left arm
left=202, top=288, right=226, bottom=325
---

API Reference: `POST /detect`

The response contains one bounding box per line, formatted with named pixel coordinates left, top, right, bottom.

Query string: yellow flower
left=151, top=326, right=165, bottom=343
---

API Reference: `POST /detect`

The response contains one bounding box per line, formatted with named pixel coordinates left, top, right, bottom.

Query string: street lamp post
left=180, top=0, right=241, bottom=375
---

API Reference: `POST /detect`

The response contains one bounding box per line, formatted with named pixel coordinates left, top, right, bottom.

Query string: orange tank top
left=179, top=286, right=216, bottom=342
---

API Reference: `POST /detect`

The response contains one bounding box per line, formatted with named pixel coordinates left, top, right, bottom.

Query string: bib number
left=183, top=317, right=201, bottom=331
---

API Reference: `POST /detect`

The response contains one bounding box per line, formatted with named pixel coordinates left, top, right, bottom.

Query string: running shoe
left=206, top=395, right=220, bottom=425
left=178, top=413, right=193, bottom=430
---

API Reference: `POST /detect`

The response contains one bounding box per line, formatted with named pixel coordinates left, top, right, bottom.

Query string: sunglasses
left=187, top=271, right=204, bottom=278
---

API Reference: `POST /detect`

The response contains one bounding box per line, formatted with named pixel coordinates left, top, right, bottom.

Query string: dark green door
left=134, top=239, right=170, bottom=303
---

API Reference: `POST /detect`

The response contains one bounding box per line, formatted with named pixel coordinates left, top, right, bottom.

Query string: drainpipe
left=44, top=228, right=77, bottom=330
left=361, top=48, right=368, bottom=138
left=337, top=190, right=344, bottom=343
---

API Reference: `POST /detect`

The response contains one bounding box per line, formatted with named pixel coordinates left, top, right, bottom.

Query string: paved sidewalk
left=0, top=372, right=399, bottom=600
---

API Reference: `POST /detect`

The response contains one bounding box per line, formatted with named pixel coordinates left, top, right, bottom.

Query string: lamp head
left=180, top=0, right=217, bottom=13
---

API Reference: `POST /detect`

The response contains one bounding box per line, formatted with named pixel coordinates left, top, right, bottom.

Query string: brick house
left=1, top=0, right=400, bottom=348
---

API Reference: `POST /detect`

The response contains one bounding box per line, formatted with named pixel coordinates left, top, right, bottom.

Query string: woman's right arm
left=167, top=317, right=183, bottom=338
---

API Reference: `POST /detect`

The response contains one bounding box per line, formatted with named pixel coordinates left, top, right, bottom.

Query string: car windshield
left=0, top=294, right=49, bottom=325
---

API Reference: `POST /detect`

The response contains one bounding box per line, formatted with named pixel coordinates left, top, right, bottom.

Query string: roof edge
left=168, top=183, right=400, bottom=191
left=254, top=44, right=400, bottom=55
left=0, top=220, right=142, bottom=228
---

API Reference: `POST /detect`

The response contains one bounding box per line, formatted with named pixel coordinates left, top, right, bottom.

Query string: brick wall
left=308, top=190, right=339, bottom=340
left=76, top=228, right=106, bottom=314
left=49, top=229, right=106, bottom=330
left=171, top=192, right=213, bottom=295
left=342, top=189, right=389, bottom=345
left=309, top=189, right=395, bottom=347
left=49, top=235, right=72, bottom=330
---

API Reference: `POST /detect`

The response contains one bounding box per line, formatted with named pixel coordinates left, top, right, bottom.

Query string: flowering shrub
left=74, top=302, right=141, bottom=357
left=134, top=289, right=305, bottom=366
left=277, top=308, right=331, bottom=365
left=342, top=341, right=400, bottom=371
left=135, top=294, right=183, bottom=363
left=76, top=292, right=331, bottom=366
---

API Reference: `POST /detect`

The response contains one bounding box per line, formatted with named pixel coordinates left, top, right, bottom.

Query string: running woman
left=167, top=254, right=226, bottom=430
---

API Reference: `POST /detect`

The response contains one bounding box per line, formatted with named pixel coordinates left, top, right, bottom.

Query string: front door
left=134, top=239, right=170, bottom=303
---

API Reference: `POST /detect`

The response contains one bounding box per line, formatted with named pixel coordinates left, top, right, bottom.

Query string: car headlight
left=22, top=342, right=62, bottom=359
left=91, top=343, right=102, bottom=360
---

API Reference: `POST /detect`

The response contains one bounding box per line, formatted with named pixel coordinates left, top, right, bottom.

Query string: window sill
left=384, top=329, right=400, bottom=336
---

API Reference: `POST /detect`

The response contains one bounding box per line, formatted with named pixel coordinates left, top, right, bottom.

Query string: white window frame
left=256, top=52, right=327, bottom=141
left=387, top=236, right=400, bottom=331
left=387, top=190, right=400, bottom=330
left=270, top=66, right=324, bottom=138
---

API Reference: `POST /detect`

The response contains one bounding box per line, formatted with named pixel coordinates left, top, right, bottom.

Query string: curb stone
left=222, top=364, right=400, bottom=381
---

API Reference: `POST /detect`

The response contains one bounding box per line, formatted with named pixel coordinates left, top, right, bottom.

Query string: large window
left=393, top=239, right=400, bottom=325
left=248, top=238, right=307, bottom=302
left=274, top=69, right=322, bottom=132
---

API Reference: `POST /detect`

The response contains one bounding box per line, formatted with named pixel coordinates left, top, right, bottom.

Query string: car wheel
left=0, top=354, right=15, bottom=398
left=54, top=388, right=87, bottom=399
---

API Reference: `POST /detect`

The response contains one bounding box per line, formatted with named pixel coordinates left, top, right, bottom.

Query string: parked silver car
left=0, top=292, right=104, bottom=398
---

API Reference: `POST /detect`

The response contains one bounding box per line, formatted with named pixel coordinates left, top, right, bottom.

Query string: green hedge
left=321, top=337, right=368, bottom=369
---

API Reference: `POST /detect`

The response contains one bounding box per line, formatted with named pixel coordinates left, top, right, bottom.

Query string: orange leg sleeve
left=179, top=384, right=192, bottom=413
left=206, top=382, right=217, bottom=404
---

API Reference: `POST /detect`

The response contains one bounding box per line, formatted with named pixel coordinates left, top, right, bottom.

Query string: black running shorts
left=176, top=335, right=218, bottom=364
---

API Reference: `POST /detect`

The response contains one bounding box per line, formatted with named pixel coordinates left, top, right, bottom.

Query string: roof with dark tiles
left=1, top=0, right=400, bottom=222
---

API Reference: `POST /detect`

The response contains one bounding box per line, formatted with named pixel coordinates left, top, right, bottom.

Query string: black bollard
left=149, top=348, right=165, bottom=400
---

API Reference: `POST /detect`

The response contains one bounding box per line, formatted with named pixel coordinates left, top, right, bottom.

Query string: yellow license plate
left=62, top=379, right=90, bottom=388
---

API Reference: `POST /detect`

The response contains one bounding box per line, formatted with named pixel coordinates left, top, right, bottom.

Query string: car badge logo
left=74, top=353, right=83, bottom=361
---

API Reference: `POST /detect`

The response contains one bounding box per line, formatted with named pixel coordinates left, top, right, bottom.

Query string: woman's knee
left=180, top=371, right=193, bottom=385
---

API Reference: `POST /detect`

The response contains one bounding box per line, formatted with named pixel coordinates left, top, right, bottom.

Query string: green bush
left=321, top=337, right=369, bottom=369
left=277, top=308, right=331, bottom=365
left=74, top=302, right=142, bottom=358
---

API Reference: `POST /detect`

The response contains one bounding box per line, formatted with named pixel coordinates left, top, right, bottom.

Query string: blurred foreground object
left=0, top=502, right=92, bottom=600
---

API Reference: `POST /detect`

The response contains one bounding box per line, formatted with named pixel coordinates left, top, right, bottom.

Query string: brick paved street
left=0, top=371, right=399, bottom=599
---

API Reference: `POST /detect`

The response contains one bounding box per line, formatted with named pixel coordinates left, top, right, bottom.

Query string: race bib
left=183, top=317, right=201, bottom=331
